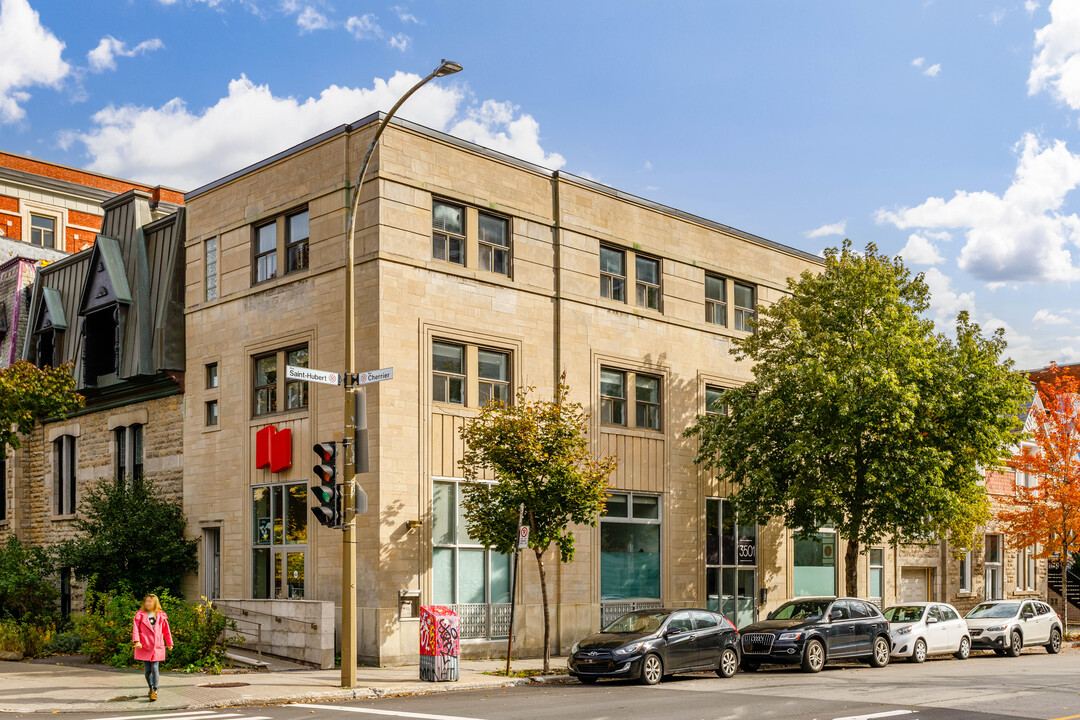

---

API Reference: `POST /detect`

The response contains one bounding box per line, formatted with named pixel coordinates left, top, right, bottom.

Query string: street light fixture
left=339, top=59, right=462, bottom=690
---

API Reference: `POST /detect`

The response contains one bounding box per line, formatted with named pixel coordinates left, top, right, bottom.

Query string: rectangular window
left=132, top=425, right=143, bottom=481
left=53, top=435, right=77, bottom=516
left=254, top=222, right=278, bottom=283
left=254, top=353, right=277, bottom=415
left=204, top=237, right=218, bottom=301
left=0, top=454, right=7, bottom=523
left=115, top=427, right=126, bottom=482
left=705, top=385, right=728, bottom=416
left=600, top=368, right=627, bottom=426
left=253, top=346, right=309, bottom=416
left=432, top=201, right=465, bottom=266
left=206, top=363, right=219, bottom=389
left=793, top=531, right=837, bottom=597
left=599, top=246, right=626, bottom=302
left=203, top=527, right=221, bottom=600
left=30, top=215, right=55, bottom=248
left=431, top=478, right=512, bottom=635
left=635, top=374, right=661, bottom=430
left=206, top=400, right=219, bottom=426
left=959, top=550, right=972, bottom=592
left=705, top=497, right=757, bottom=628
left=705, top=273, right=727, bottom=326
left=252, top=482, right=307, bottom=599
left=478, top=213, right=510, bottom=275
left=635, top=255, right=660, bottom=310
left=601, top=491, right=661, bottom=601
left=432, top=342, right=466, bottom=405
left=1017, top=546, right=1037, bottom=591
left=285, top=347, right=309, bottom=410
left=869, top=548, right=885, bottom=601
left=478, top=349, right=510, bottom=406
left=115, top=425, right=143, bottom=482
left=734, top=281, right=756, bottom=332
left=285, top=210, right=309, bottom=273
left=984, top=534, right=1003, bottom=600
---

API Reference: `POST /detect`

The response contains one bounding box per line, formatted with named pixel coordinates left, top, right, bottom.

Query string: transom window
left=705, top=273, right=726, bottom=326
left=478, top=213, right=510, bottom=275
left=30, top=215, right=55, bottom=248
left=599, top=246, right=626, bottom=302
left=432, top=201, right=465, bottom=266
left=734, top=282, right=756, bottom=332
left=635, top=255, right=660, bottom=310
left=600, top=367, right=662, bottom=430
left=252, top=345, right=309, bottom=416
left=254, top=223, right=278, bottom=283
left=285, top=210, right=309, bottom=274
left=432, top=342, right=466, bottom=405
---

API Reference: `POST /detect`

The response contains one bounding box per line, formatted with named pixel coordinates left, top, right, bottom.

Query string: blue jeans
left=143, top=661, right=159, bottom=690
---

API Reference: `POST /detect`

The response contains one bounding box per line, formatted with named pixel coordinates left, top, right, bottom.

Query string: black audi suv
left=568, top=608, right=740, bottom=685
left=737, top=597, right=891, bottom=673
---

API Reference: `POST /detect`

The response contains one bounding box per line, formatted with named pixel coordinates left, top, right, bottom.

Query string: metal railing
left=214, top=602, right=322, bottom=661
left=448, top=603, right=512, bottom=639
left=600, top=600, right=663, bottom=628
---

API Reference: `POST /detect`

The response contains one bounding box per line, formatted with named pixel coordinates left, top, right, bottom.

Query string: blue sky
left=1, top=0, right=1079, bottom=368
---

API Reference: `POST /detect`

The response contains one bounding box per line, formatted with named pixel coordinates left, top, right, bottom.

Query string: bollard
left=419, top=605, right=459, bottom=682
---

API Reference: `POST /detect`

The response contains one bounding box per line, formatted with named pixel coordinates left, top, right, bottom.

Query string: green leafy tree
left=0, top=360, right=83, bottom=455
left=686, top=241, right=1029, bottom=597
left=0, top=536, right=58, bottom=622
left=59, top=474, right=198, bottom=596
left=458, top=380, right=617, bottom=672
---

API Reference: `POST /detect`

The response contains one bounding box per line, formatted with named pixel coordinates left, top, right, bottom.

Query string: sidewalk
left=0, top=657, right=566, bottom=714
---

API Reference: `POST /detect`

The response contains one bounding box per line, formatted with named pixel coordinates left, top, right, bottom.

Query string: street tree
left=686, top=241, right=1030, bottom=597
left=997, top=364, right=1080, bottom=629
left=0, top=360, right=83, bottom=456
left=458, top=379, right=616, bottom=672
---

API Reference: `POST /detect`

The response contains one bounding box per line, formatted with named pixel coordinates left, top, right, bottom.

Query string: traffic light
left=312, top=441, right=340, bottom=528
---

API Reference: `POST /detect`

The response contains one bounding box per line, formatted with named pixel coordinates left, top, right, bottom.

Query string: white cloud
left=0, top=0, right=70, bottom=123
left=898, top=233, right=945, bottom=264
left=922, top=267, right=976, bottom=324
left=67, top=72, right=565, bottom=189
left=643, top=160, right=652, bottom=171
left=388, top=32, right=410, bottom=51
left=805, top=220, right=847, bottom=238
left=1033, top=308, right=1070, bottom=324
left=876, top=133, right=1080, bottom=282
left=912, top=57, right=925, bottom=68
left=1026, top=0, right=1041, bottom=14
left=990, top=8, right=1007, bottom=25
left=1029, top=0, right=1080, bottom=111
left=345, top=13, right=382, bottom=39
left=87, top=36, right=164, bottom=73
left=296, top=6, right=331, bottom=32
left=392, top=5, right=419, bottom=24
left=923, top=63, right=942, bottom=77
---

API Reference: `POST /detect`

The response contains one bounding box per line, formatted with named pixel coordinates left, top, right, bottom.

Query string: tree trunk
left=1063, top=536, right=1070, bottom=635
left=844, top=538, right=860, bottom=598
left=534, top=547, right=551, bottom=673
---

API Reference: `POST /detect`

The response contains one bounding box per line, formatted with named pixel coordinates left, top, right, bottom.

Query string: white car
left=884, top=602, right=971, bottom=662
left=965, top=599, right=1063, bottom=657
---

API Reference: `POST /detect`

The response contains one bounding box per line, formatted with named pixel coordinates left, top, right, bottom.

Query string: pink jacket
left=132, top=609, right=173, bottom=662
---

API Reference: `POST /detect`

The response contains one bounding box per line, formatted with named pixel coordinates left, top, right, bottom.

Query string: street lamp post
left=340, top=59, right=462, bottom=689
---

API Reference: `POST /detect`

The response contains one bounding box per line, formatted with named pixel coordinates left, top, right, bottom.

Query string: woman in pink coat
left=132, top=594, right=173, bottom=701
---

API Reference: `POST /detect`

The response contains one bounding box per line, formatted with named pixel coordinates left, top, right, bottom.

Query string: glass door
left=706, top=498, right=758, bottom=628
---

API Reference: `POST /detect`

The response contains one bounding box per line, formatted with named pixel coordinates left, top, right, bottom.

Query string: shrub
left=74, top=586, right=237, bottom=672
left=19, top=624, right=54, bottom=658
left=0, top=619, right=23, bottom=654
left=45, top=630, right=83, bottom=656
left=0, top=536, right=58, bottom=623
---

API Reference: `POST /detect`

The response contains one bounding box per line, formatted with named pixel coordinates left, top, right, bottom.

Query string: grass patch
left=484, top=667, right=569, bottom=678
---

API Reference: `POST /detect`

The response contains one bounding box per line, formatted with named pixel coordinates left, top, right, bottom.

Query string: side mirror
left=1022, top=612, right=1034, bottom=620
left=829, top=610, right=843, bottom=622
left=664, top=627, right=684, bottom=637
left=927, top=616, right=939, bottom=625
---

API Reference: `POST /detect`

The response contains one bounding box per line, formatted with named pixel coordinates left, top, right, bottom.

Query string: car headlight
left=571, top=642, right=579, bottom=654
left=778, top=632, right=802, bottom=641
left=985, top=625, right=1007, bottom=633
left=614, top=642, right=646, bottom=656
left=893, top=627, right=912, bottom=636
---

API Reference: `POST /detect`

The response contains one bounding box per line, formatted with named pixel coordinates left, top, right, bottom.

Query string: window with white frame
left=869, top=548, right=885, bottom=602
left=959, top=550, right=972, bottom=592
left=985, top=534, right=1003, bottom=600
left=1017, top=546, right=1037, bottom=591
left=53, top=435, right=77, bottom=516
left=30, top=214, right=56, bottom=248
left=601, top=492, right=661, bottom=601
left=431, top=478, right=512, bottom=608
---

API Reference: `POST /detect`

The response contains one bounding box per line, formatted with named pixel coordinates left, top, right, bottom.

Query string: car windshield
left=771, top=600, right=831, bottom=621
left=602, top=611, right=668, bottom=634
left=884, top=606, right=925, bottom=623
left=966, top=602, right=1020, bottom=619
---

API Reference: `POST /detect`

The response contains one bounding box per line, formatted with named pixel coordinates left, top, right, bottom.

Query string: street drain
left=108, top=695, right=139, bottom=701
left=197, top=682, right=251, bottom=688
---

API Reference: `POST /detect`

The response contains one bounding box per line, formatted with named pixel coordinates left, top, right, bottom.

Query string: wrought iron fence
left=448, top=603, right=512, bottom=639
left=600, top=600, right=664, bottom=628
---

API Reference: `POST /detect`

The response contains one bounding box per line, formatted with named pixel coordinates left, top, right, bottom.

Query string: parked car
left=884, top=602, right=971, bottom=662
left=965, top=599, right=1063, bottom=656
left=737, top=597, right=891, bottom=673
left=567, top=608, right=740, bottom=685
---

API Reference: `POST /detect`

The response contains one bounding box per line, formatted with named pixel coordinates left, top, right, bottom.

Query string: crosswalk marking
left=293, top=703, right=487, bottom=720
left=832, top=711, right=916, bottom=720
left=94, top=713, right=270, bottom=720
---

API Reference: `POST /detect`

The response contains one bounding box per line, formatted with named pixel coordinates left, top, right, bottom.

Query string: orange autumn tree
left=997, top=363, right=1080, bottom=629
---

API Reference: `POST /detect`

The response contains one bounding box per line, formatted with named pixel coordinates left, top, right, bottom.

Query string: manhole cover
left=197, top=682, right=251, bottom=688
left=107, top=695, right=139, bottom=702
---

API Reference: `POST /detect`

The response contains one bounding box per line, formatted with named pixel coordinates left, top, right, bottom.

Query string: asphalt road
left=21, top=649, right=1080, bottom=720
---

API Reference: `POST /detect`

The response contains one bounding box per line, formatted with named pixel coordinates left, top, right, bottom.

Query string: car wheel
left=908, top=638, right=927, bottom=664
left=717, top=648, right=739, bottom=679
left=1005, top=631, right=1023, bottom=658
left=740, top=660, right=760, bottom=672
left=578, top=676, right=598, bottom=685
left=869, top=636, right=891, bottom=668
left=1047, top=628, right=1062, bottom=654
left=801, top=638, right=825, bottom=673
left=639, top=653, right=664, bottom=685
left=954, top=636, right=971, bottom=660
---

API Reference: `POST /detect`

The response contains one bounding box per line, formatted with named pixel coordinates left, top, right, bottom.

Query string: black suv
left=737, top=597, right=891, bottom=673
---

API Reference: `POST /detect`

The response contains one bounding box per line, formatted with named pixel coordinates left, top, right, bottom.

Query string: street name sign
left=355, top=367, right=395, bottom=386
left=286, top=365, right=341, bottom=386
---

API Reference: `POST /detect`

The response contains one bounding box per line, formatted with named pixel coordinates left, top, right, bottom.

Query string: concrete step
left=226, top=651, right=270, bottom=669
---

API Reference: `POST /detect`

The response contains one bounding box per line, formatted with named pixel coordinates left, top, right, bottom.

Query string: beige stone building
left=186, top=114, right=985, bottom=666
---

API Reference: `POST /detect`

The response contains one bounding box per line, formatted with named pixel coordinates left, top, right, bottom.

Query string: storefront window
left=431, top=479, right=512, bottom=608
left=793, top=531, right=837, bottom=597
left=601, top=491, right=661, bottom=601
left=705, top=498, right=757, bottom=627
left=252, top=482, right=307, bottom=599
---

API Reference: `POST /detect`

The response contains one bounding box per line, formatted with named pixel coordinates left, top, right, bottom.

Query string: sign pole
left=505, top=503, right=525, bottom=676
